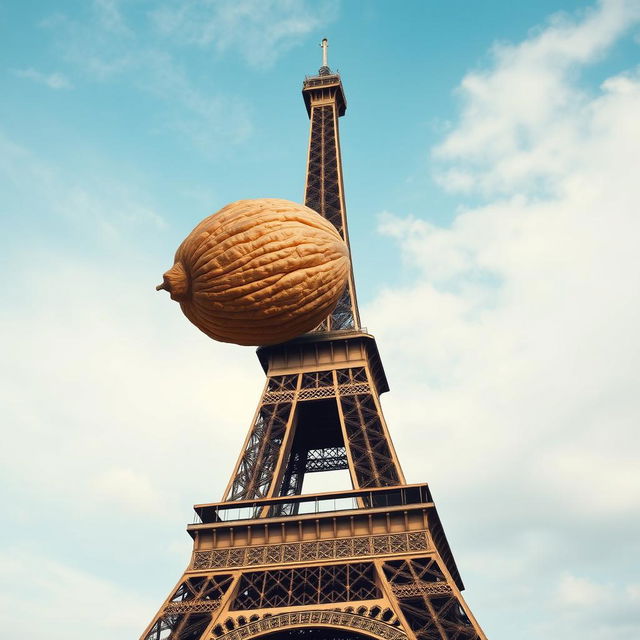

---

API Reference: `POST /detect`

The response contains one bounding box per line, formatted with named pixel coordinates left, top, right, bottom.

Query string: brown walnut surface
left=158, top=198, right=350, bottom=346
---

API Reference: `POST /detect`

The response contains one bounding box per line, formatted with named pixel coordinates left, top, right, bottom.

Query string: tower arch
left=212, top=610, right=407, bottom=640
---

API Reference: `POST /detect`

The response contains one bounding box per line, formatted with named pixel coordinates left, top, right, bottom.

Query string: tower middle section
left=223, top=333, right=405, bottom=504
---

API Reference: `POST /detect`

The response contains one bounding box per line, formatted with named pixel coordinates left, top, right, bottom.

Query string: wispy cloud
left=94, top=0, right=134, bottom=36
left=556, top=574, right=614, bottom=608
left=0, top=550, right=155, bottom=639
left=135, top=49, right=253, bottom=150
left=35, top=0, right=337, bottom=149
left=92, top=468, right=166, bottom=515
left=12, top=67, right=73, bottom=89
left=0, top=131, right=166, bottom=248
left=40, top=0, right=254, bottom=151
left=552, top=573, right=640, bottom=637
left=150, top=0, right=339, bottom=68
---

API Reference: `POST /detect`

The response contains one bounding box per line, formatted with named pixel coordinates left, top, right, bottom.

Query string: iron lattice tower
left=142, top=42, right=487, bottom=640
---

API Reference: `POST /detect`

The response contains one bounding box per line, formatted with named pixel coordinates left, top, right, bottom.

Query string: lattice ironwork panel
left=164, top=599, right=221, bottom=614
left=331, top=287, right=356, bottom=331
left=304, top=103, right=357, bottom=331
left=267, top=375, right=299, bottom=392
left=427, top=597, right=480, bottom=640
left=262, top=375, right=299, bottom=403
left=144, top=613, right=210, bottom=640
left=231, top=562, right=380, bottom=610
left=305, top=105, right=343, bottom=234
left=228, top=400, right=293, bottom=501
left=262, top=389, right=296, bottom=403
left=192, top=532, right=429, bottom=571
left=267, top=369, right=370, bottom=404
left=297, top=386, right=336, bottom=401
left=395, top=596, right=481, bottom=640
left=383, top=559, right=481, bottom=640
left=297, top=383, right=370, bottom=402
left=274, top=447, right=306, bottom=514
left=305, top=447, right=349, bottom=472
left=392, top=583, right=453, bottom=598
left=302, top=370, right=335, bottom=388
left=337, top=368, right=368, bottom=385
left=337, top=382, right=371, bottom=397
left=339, top=393, right=400, bottom=488
left=144, top=575, right=232, bottom=640
left=170, top=575, right=233, bottom=604
left=382, top=558, right=446, bottom=586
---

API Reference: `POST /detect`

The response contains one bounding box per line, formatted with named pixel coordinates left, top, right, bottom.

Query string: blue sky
left=2, top=1, right=640, bottom=639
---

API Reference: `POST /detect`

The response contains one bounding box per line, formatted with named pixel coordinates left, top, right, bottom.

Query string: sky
left=1, top=0, right=640, bottom=638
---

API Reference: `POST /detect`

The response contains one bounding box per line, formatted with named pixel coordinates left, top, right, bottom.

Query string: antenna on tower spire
left=319, top=38, right=330, bottom=76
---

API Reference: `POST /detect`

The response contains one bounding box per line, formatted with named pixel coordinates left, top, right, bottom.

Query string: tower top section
left=302, top=38, right=346, bottom=118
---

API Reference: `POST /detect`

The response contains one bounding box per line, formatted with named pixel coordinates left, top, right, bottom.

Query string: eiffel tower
left=142, top=40, right=487, bottom=640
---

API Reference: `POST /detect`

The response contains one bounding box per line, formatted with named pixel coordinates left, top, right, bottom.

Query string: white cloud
left=0, top=249, right=259, bottom=518
left=551, top=574, right=640, bottom=640
left=628, top=584, right=640, bottom=602
left=135, top=49, right=253, bottom=149
left=556, top=574, right=613, bottom=607
left=0, top=550, right=154, bottom=640
left=94, top=0, right=133, bottom=36
left=93, top=468, right=164, bottom=514
left=434, top=0, right=640, bottom=195
left=544, top=573, right=640, bottom=640
left=151, top=0, right=338, bottom=68
left=0, top=131, right=166, bottom=242
left=13, top=68, right=73, bottom=89
left=367, top=1, right=640, bottom=636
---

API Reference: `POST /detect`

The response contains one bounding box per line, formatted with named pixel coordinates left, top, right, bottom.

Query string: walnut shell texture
left=158, top=198, right=350, bottom=346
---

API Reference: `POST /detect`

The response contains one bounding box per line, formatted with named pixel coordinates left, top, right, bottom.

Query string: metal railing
left=303, top=74, right=341, bottom=89
left=192, top=483, right=432, bottom=525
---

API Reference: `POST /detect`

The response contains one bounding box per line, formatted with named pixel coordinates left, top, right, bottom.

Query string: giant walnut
left=157, top=198, right=350, bottom=346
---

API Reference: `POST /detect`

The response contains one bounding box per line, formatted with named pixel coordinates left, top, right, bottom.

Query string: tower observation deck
left=141, top=40, right=487, bottom=640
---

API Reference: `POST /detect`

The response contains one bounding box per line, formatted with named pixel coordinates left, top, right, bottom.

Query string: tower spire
left=319, top=37, right=330, bottom=75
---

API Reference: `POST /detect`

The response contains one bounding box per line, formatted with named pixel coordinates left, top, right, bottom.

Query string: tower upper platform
left=302, top=73, right=347, bottom=118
